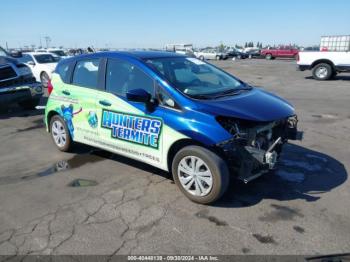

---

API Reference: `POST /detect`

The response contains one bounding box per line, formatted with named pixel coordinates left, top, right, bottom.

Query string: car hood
left=195, top=88, right=295, bottom=122
left=40, top=63, right=57, bottom=73
left=0, top=56, right=20, bottom=66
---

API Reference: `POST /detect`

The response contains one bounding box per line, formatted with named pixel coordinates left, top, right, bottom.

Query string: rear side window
left=106, top=58, right=154, bottom=97
left=56, top=63, right=70, bottom=83
left=72, top=59, right=100, bottom=89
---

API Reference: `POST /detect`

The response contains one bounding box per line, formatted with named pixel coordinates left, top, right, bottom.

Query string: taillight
left=47, top=79, right=53, bottom=95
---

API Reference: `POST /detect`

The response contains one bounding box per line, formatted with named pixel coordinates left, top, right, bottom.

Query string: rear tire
left=216, top=55, right=221, bottom=60
left=265, top=53, right=272, bottom=60
left=172, top=146, right=229, bottom=204
left=199, top=56, right=205, bottom=61
left=312, top=63, right=333, bottom=80
left=331, top=71, right=338, bottom=79
left=50, top=115, right=73, bottom=152
left=18, top=98, right=40, bottom=110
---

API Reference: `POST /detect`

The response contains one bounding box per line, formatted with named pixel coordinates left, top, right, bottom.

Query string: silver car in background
left=194, top=49, right=228, bottom=60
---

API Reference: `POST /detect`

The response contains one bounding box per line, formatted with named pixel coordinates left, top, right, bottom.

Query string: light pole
left=44, top=36, right=51, bottom=48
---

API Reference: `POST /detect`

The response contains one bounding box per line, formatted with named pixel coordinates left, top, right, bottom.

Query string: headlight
left=17, top=65, right=32, bottom=76
left=287, top=115, right=298, bottom=128
left=216, top=116, right=248, bottom=139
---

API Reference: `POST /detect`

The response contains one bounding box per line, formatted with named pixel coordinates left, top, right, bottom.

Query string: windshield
left=34, top=54, right=56, bottom=64
left=145, top=57, right=247, bottom=98
left=50, top=50, right=66, bottom=57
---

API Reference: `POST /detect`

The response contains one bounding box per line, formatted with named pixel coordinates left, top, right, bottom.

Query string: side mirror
left=27, top=61, right=35, bottom=66
left=126, top=89, right=151, bottom=103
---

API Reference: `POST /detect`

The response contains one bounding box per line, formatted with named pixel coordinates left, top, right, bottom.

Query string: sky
left=1, top=0, right=350, bottom=49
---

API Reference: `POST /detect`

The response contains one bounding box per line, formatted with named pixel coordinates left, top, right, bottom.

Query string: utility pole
left=44, top=36, right=51, bottom=48
left=6, top=42, right=8, bottom=51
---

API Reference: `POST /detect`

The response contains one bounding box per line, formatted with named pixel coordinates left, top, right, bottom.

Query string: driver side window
left=106, top=58, right=154, bottom=97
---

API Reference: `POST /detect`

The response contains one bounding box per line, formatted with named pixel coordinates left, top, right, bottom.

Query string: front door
left=96, top=58, right=164, bottom=168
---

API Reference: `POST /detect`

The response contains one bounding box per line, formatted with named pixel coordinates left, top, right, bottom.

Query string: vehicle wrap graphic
left=88, top=111, right=98, bottom=128
left=101, top=109, right=163, bottom=149
left=57, top=104, right=82, bottom=139
left=45, top=73, right=189, bottom=171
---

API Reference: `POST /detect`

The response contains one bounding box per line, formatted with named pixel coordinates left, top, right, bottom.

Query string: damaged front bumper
left=216, top=116, right=303, bottom=183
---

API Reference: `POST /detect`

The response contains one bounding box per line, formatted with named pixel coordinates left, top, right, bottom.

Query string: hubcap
left=177, top=156, right=213, bottom=197
left=316, top=67, right=328, bottom=78
left=51, top=120, right=67, bottom=147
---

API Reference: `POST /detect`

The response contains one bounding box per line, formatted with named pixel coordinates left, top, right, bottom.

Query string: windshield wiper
left=189, top=85, right=252, bottom=100
left=212, top=87, right=252, bottom=98
left=190, top=94, right=214, bottom=100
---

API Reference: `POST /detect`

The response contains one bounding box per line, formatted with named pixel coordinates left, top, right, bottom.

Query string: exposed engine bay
left=216, top=115, right=303, bottom=183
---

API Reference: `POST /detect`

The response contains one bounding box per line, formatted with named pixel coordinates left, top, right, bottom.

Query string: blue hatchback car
left=45, top=51, right=301, bottom=204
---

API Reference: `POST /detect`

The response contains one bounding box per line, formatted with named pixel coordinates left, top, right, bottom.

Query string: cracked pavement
left=0, top=59, right=349, bottom=256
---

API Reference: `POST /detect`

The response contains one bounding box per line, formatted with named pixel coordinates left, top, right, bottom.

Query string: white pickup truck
left=297, top=51, right=350, bottom=80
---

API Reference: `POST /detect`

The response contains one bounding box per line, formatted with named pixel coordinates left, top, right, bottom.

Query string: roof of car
left=56, top=51, right=187, bottom=67
left=24, top=52, right=54, bottom=55
left=125, top=51, right=186, bottom=59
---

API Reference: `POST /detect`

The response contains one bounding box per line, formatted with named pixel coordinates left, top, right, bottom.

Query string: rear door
left=96, top=57, right=164, bottom=168
left=57, top=58, right=103, bottom=144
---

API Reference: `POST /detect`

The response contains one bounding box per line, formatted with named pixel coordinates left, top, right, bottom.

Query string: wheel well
left=311, top=59, right=335, bottom=69
left=166, top=139, right=225, bottom=172
left=47, top=111, right=59, bottom=132
left=40, top=71, right=48, bottom=78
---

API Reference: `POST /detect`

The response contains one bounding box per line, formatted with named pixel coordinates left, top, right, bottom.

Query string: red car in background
left=260, top=46, right=299, bottom=60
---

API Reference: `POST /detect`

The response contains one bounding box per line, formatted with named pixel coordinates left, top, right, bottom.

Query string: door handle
left=99, top=100, right=111, bottom=107
left=62, top=90, right=70, bottom=96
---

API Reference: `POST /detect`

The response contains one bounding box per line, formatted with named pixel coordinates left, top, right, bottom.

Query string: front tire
left=50, top=115, right=73, bottom=152
left=172, top=146, right=229, bottom=204
left=312, top=63, right=333, bottom=80
left=18, top=98, right=40, bottom=110
left=331, top=71, right=338, bottom=79
left=216, top=55, right=221, bottom=60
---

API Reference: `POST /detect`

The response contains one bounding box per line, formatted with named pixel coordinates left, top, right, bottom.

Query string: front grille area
left=0, top=65, right=17, bottom=81
left=0, top=75, right=36, bottom=88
